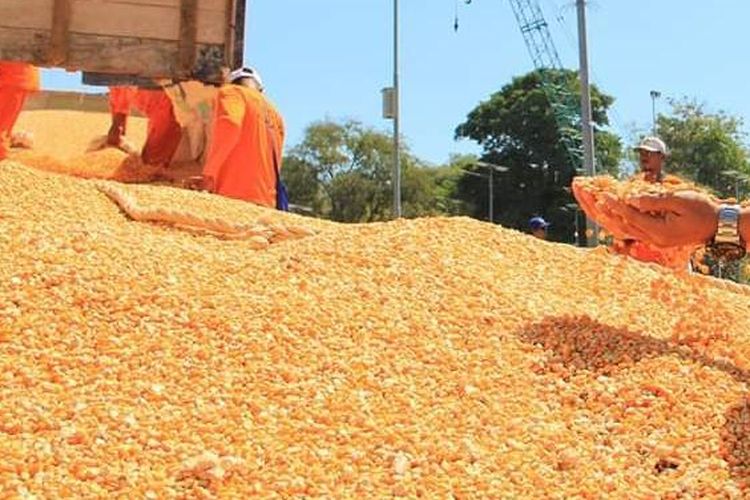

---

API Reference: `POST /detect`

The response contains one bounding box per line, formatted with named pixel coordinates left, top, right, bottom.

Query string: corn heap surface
left=10, top=110, right=158, bottom=183
left=5, top=162, right=750, bottom=498
left=15, top=111, right=148, bottom=160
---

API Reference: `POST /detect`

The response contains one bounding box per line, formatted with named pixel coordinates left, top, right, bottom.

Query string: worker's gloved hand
left=10, top=130, right=34, bottom=149
left=107, top=113, right=128, bottom=146
left=183, top=175, right=213, bottom=192
left=107, top=125, right=123, bottom=147
left=117, top=137, right=139, bottom=156
left=602, top=191, right=719, bottom=248
left=86, top=135, right=138, bottom=156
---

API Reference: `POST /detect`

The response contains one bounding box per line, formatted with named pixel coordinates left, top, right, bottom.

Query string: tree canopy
left=656, top=98, right=750, bottom=199
left=281, top=120, right=443, bottom=222
left=454, top=69, right=622, bottom=242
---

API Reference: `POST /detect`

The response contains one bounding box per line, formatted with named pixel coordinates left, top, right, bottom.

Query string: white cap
left=634, top=136, right=668, bottom=156
left=228, top=66, right=263, bottom=91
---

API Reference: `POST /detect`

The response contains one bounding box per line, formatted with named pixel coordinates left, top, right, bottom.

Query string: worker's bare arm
left=598, top=191, right=719, bottom=248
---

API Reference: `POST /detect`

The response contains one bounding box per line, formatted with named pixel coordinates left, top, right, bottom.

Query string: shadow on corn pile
left=723, top=399, right=750, bottom=488
left=520, top=315, right=750, bottom=485
left=521, top=315, right=750, bottom=380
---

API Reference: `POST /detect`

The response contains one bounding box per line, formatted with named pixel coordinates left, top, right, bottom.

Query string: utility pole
left=576, top=0, right=594, bottom=178
left=650, top=90, right=661, bottom=136
left=576, top=0, right=596, bottom=245
left=392, top=0, right=402, bottom=218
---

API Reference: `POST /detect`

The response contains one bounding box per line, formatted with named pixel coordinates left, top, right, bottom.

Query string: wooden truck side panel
left=0, top=0, right=245, bottom=83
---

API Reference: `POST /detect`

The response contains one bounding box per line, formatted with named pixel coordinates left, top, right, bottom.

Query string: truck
left=0, top=0, right=246, bottom=85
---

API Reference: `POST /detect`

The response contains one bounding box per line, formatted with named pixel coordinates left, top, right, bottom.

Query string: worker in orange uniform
left=107, top=86, right=182, bottom=167
left=609, top=136, right=694, bottom=270
left=0, top=61, right=40, bottom=160
left=189, top=67, right=285, bottom=208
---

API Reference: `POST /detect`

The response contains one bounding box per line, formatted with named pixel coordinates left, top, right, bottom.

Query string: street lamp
left=650, top=90, right=661, bottom=136
left=382, top=1, right=401, bottom=218
left=722, top=169, right=748, bottom=200
left=393, top=0, right=401, bottom=218
left=478, top=162, right=510, bottom=223
left=464, top=161, right=509, bottom=223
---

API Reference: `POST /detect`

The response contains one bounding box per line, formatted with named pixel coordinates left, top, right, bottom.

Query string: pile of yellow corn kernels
left=3, top=162, right=750, bottom=498
left=11, top=148, right=164, bottom=183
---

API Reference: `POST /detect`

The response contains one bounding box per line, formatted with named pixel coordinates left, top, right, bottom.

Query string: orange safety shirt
left=202, top=85, right=285, bottom=207
left=109, top=87, right=173, bottom=119
left=625, top=241, right=666, bottom=263
left=0, top=62, right=40, bottom=91
left=609, top=173, right=690, bottom=267
left=109, top=86, right=182, bottom=165
left=610, top=239, right=693, bottom=270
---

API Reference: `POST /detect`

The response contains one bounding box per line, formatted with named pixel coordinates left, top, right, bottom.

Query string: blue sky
left=41, top=1, right=750, bottom=165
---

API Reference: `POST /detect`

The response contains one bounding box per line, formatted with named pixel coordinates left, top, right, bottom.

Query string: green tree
left=280, top=156, right=323, bottom=214
left=431, top=154, right=475, bottom=216
left=454, top=69, right=622, bottom=243
left=282, top=119, right=443, bottom=222
left=656, top=98, right=750, bottom=198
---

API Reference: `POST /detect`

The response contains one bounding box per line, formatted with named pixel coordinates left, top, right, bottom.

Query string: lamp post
left=722, top=170, right=746, bottom=200
left=650, top=90, right=661, bottom=136
left=392, top=0, right=401, bottom=218
left=478, top=162, right=509, bottom=222
left=464, top=162, right=509, bottom=223
left=382, top=0, right=401, bottom=218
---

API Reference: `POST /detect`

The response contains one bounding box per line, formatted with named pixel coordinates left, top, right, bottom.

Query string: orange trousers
left=0, top=87, right=29, bottom=160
